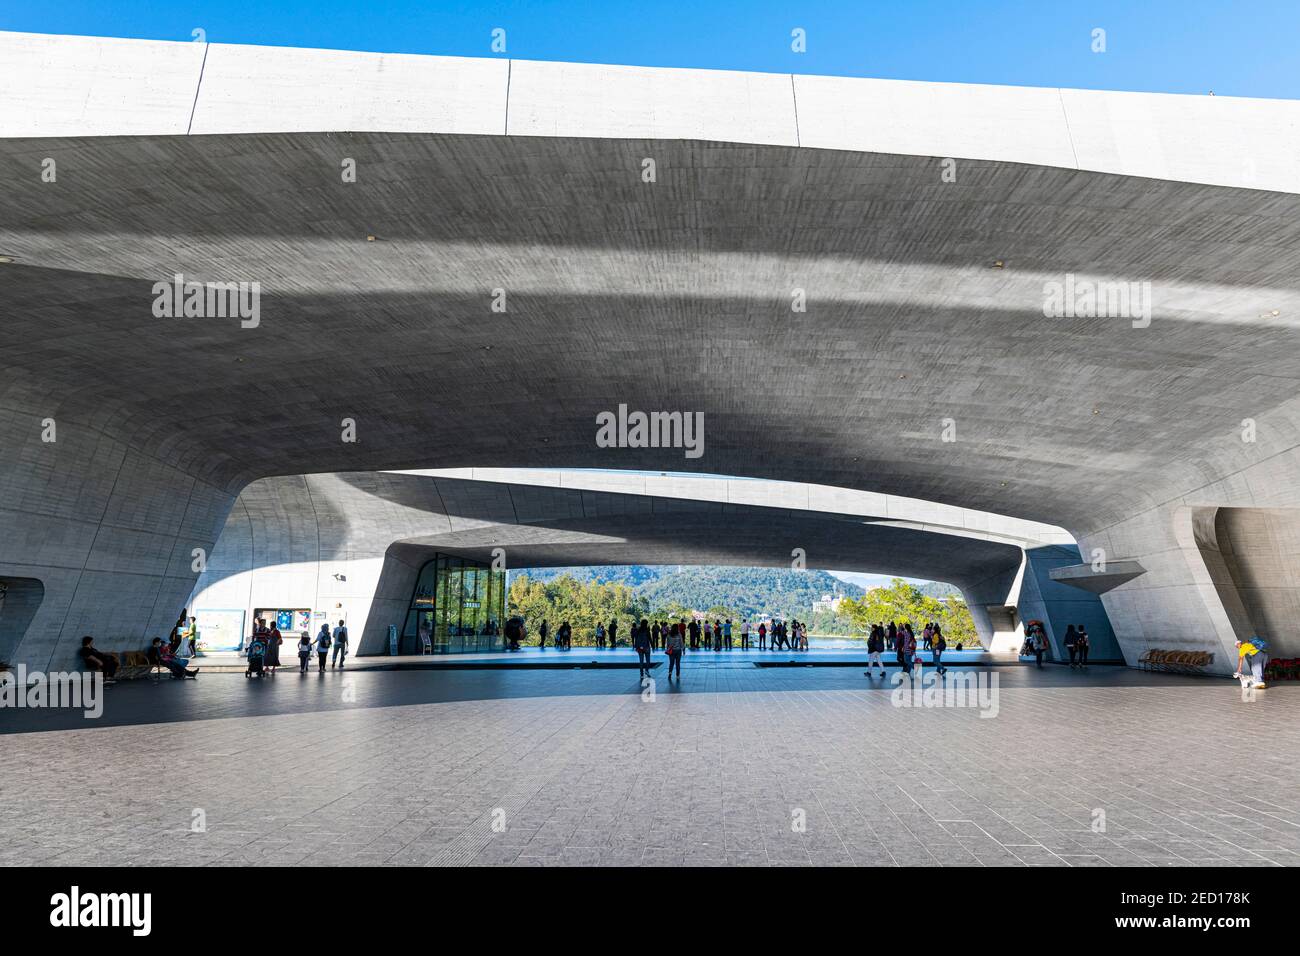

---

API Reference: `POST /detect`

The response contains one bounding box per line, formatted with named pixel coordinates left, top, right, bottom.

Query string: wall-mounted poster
left=295, top=609, right=312, bottom=633
left=194, top=609, right=246, bottom=653
left=276, top=609, right=295, bottom=632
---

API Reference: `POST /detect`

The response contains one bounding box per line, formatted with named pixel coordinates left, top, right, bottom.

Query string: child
left=298, top=632, right=312, bottom=673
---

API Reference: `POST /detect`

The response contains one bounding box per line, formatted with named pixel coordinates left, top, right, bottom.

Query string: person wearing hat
left=1234, top=636, right=1268, bottom=689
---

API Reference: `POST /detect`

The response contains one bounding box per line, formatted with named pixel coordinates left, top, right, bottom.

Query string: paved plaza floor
left=2, top=658, right=1296, bottom=867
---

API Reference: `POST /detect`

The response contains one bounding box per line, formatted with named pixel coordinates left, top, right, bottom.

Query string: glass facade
left=400, top=553, right=506, bottom=654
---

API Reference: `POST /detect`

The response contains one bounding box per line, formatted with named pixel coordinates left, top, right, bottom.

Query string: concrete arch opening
left=0, top=576, right=45, bottom=666
left=178, top=466, right=1120, bottom=662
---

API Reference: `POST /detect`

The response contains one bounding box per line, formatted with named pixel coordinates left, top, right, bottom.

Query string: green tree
left=839, top=578, right=978, bottom=647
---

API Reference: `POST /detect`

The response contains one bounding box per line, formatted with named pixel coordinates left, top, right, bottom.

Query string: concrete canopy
left=3, top=31, right=1300, bottom=672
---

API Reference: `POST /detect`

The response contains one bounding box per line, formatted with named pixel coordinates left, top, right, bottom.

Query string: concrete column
left=0, top=401, right=236, bottom=670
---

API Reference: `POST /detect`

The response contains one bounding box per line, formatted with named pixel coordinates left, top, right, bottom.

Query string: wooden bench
left=1138, top=649, right=1214, bottom=674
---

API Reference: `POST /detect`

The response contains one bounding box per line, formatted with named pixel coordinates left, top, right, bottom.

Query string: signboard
left=195, top=609, right=246, bottom=653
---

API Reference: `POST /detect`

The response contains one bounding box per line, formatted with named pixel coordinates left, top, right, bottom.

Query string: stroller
left=246, top=637, right=267, bottom=678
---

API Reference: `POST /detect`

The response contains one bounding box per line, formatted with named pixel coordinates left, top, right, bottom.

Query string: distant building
left=812, top=586, right=845, bottom=614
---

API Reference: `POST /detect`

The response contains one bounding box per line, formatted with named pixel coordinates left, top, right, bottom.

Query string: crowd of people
left=76, top=608, right=203, bottom=682
left=246, top=617, right=350, bottom=677
left=524, top=615, right=970, bottom=683
left=1018, top=621, right=1092, bottom=668
left=861, top=620, right=957, bottom=678
left=533, top=617, right=817, bottom=654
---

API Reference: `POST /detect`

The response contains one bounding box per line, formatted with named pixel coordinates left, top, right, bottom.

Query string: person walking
left=185, top=616, right=199, bottom=657
left=1032, top=625, right=1047, bottom=669
left=665, top=622, right=684, bottom=679
left=1064, top=625, right=1078, bottom=668
left=1076, top=625, right=1090, bottom=666
left=331, top=619, right=349, bottom=668
left=933, top=624, right=947, bottom=675
left=538, top=620, right=549, bottom=649
left=298, top=632, right=312, bottom=673
left=864, top=624, right=886, bottom=677
left=902, top=626, right=917, bottom=678
left=314, top=625, right=331, bottom=672
left=634, top=617, right=653, bottom=678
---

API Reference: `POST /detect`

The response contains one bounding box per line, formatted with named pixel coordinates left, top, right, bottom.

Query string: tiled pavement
left=1, top=660, right=1296, bottom=867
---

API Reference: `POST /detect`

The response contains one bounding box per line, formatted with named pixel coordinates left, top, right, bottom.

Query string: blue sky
left=4, top=0, right=1298, bottom=99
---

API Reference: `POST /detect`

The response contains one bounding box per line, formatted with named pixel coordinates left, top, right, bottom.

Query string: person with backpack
left=933, top=623, right=947, bottom=675
left=331, top=619, right=349, bottom=668
left=297, top=632, right=312, bottom=672
left=864, top=624, right=886, bottom=678
left=1234, top=636, right=1269, bottom=689
left=1075, top=625, right=1090, bottom=666
left=314, top=624, right=331, bottom=672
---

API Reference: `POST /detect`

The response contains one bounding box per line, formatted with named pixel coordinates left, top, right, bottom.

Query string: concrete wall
left=0, top=400, right=236, bottom=670
left=1212, top=507, right=1300, bottom=658
left=1017, top=545, right=1123, bottom=662
left=3, top=31, right=1298, bottom=193
left=1078, top=442, right=1300, bottom=674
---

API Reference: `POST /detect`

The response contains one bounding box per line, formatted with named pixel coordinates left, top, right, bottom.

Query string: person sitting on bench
left=79, top=636, right=120, bottom=682
left=147, top=637, right=199, bottom=679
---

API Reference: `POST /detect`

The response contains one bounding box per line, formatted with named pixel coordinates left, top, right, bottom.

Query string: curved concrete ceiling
left=3, top=127, right=1299, bottom=536
left=3, top=31, right=1300, bottom=670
